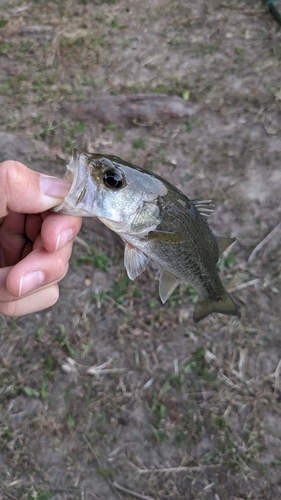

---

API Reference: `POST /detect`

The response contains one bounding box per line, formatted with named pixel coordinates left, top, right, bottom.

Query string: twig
left=87, top=358, right=115, bottom=370
left=49, top=487, right=80, bottom=492
left=74, top=235, right=90, bottom=249
left=228, top=278, right=260, bottom=293
left=274, top=359, right=281, bottom=398
left=104, top=294, right=128, bottom=314
left=86, top=358, right=125, bottom=376
left=82, top=435, right=123, bottom=500
left=46, top=30, right=62, bottom=66
left=134, top=464, right=220, bottom=475
left=87, top=368, right=126, bottom=375
left=248, top=222, right=281, bottom=262
left=217, top=371, right=241, bottom=390
left=3, top=492, right=19, bottom=500
left=220, top=3, right=266, bottom=14
left=86, top=492, right=102, bottom=500
left=61, top=356, right=125, bottom=377
left=113, top=482, right=155, bottom=500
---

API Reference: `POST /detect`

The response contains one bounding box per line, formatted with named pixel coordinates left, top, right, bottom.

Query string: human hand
left=0, top=160, right=82, bottom=316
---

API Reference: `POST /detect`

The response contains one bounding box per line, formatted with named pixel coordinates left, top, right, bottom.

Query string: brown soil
left=0, top=1, right=281, bottom=499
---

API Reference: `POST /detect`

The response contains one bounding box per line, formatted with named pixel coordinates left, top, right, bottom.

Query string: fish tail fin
left=193, top=290, right=240, bottom=323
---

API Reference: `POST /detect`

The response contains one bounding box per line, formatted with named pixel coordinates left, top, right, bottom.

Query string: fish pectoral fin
left=159, top=270, right=180, bottom=303
left=193, top=290, right=240, bottom=323
left=124, top=243, right=150, bottom=280
left=146, top=230, right=183, bottom=243
left=215, top=236, right=236, bottom=256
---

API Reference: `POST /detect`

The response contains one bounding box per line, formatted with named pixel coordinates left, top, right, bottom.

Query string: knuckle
left=0, top=300, right=18, bottom=317
left=56, top=256, right=66, bottom=274
left=41, top=284, right=60, bottom=308
left=54, top=256, right=69, bottom=279
left=0, top=161, right=29, bottom=212
left=50, top=285, right=60, bottom=304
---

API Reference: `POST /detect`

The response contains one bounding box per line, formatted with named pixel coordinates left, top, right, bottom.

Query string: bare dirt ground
left=1, top=1, right=281, bottom=499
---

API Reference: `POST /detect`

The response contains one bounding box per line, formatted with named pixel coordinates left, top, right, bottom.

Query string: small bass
left=54, top=151, right=240, bottom=322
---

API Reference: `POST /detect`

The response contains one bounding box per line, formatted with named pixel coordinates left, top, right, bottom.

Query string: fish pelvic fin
left=124, top=243, right=150, bottom=280
left=159, top=270, right=180, bottom=303
left=193, top=290, right=240, bottom=323
left=215, top=236, right=236, bottom=257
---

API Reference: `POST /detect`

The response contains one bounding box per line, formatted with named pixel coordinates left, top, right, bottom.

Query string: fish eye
left=103, top=168, right=124, bottom=189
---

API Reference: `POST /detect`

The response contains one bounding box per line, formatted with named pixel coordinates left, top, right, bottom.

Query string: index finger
left=0, top=160, right=71, bottom=215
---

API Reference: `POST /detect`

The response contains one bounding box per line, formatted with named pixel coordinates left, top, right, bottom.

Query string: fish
left=53, top=151, right=240, bottom=322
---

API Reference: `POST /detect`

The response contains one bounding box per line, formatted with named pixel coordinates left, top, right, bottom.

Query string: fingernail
left=19, top=271, right=45, bottom=296
left=55, top=228, right=74, bottom=251
left=40, top=175, right=71, bottom=198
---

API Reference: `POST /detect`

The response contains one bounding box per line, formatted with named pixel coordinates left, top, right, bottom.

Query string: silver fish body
left=54, top=151, right=240, bottom=322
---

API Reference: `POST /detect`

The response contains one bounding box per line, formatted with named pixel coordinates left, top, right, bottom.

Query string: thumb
left=0, top=160, right=71, bottom=215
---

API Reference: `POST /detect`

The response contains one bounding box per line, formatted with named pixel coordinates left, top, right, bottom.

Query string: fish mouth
left=53, top=150, right=97, bottom=216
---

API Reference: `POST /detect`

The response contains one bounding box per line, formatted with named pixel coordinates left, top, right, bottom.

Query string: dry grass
left=0, top=0, right=281, bottom=499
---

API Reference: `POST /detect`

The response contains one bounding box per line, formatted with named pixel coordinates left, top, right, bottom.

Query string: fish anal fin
left=124, top=243, right=150, bottom=280
left=159, top=270, right=180, bottom=303
left=216, top=236, right=236, bottom=257
left=193, top=290, right=240, bottom=323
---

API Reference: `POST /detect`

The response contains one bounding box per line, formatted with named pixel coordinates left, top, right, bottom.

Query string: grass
left=78, top=245, right=111, bottom=272
left=0, top=41, right=13, bottom=54
left=28, top=492, right=55, bottom=500
left=109, top=273, right=130, bottom=303
left=184, top=116, right=201, bottom=132
left=217, top=250, right=237, bottom=270
left=22, top=386, right=40, bottom=398
left=132, top=137, right=146, bottom=150
left=59, top=337, right=76, bottom=357
left=0, top=0, right=280, bottom=498
left=110, top=18, right=128, bottom=29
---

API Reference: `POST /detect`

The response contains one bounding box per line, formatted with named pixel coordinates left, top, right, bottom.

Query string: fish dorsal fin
left=124, top=243, right=150, bottom=280
left=159, top=270, right=180, bottom=303
left=192, top=199, right=215, bottom=220
left=215, top=236, right=236, bottom=256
